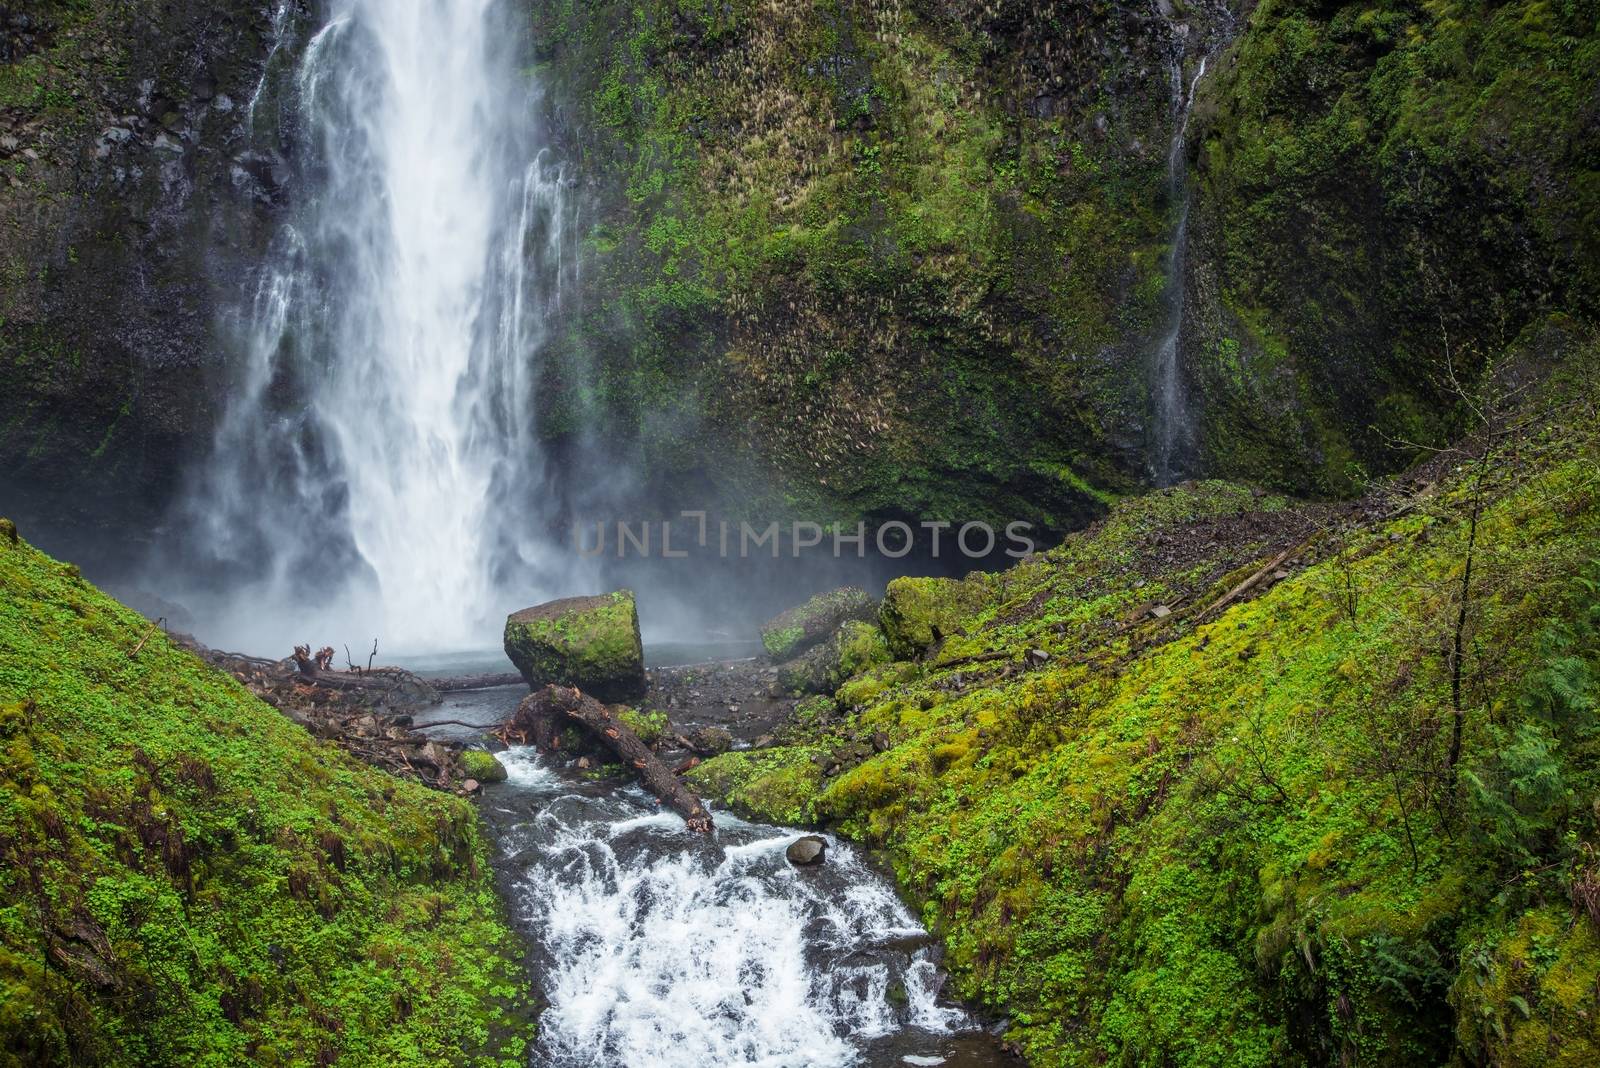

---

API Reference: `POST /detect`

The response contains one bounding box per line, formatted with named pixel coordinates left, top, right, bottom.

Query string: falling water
left=169, top=0, right=574, bottom=651
left=1149, top=52, right=1208, bottom=486
left=481, top=747, right=983, bottom=1068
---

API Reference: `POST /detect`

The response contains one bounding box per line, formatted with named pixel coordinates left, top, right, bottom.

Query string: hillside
left=691, top=322, right=1600, bottom=1065
left=0, top=527, right=534, bottom=1065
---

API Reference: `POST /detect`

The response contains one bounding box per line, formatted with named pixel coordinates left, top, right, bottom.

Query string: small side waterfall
left=169, top=0, right=576, bottom=651
left=1149, top=50, right=1208, bottom=486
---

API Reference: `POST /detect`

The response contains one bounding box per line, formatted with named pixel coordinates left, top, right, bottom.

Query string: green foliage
left=502, top=591, right=646, bottom=702
left=691, top=352, right=1600, bottom=1065
left=530, top=0, right=1174, bottom=526
left=0, top=530, right=534, bottom=1065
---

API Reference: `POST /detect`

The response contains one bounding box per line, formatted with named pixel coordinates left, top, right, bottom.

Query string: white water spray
left=173, top=0, right=574, bottom=651
left=490, top=748, right=967, bottom=1067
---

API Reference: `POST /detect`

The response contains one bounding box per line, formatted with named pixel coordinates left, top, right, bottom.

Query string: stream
left=416, top=677, right=1013, bottom=1068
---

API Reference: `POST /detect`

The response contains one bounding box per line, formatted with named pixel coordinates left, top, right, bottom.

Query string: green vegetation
left=460, top=750, right=509, bottom=785
left=760, top=585, right=876, bottom=660
left=695, top=336, right=1600, bottom=1065
left=532, top=0, right=1179, bottom=526
left=1193, top=0, right=1600, bottom=493
left=0, top=529, right=534, bottom=1065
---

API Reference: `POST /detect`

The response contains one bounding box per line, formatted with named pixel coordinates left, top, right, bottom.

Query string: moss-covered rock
left=760, top=586, right=877, bottom=660
left=503, top=590, right=646, bottom=702
left=878, top=573, right=997, bottom=659
left=687, top=746, right=828, bottom=826
left=836, top=620, right=891, bottom=679
left=460, top=748, right=509, bottom=784
left=775, top=618, right=892, bottom=696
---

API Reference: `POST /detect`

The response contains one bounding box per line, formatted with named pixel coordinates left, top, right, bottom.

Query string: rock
left=461, top=779, right=481, bottom=795
left=786, top=835, right=827, bottom=866
left=503, top=591, right=647, bottom=702
left=689, top=726, right=734, bottom=756
left=775, top=618, right=890, bottom=696
left=1151, top=604, right=1172, bottom=619
left=880, top=573, right=996, bottom=659
left=460, top=749, right=508, bottom=784
left=760, top=587, right=876, bottom=660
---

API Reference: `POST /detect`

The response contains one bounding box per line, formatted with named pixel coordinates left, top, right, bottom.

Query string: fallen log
left=431, top=671, right=525, bottom=692
left=501, top=685, right=713, bottom=833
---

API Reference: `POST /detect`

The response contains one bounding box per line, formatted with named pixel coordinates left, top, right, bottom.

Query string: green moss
left=530, top=0, right=1171, bottom=525
left=760, top=586, right=876, bottom=660
left=687, top=746, right=828, bottom=826
left=735, top=345, right=1600, bottom=1066
left=0, top=528, right=534, bottom=1064
left=503, top=590, right=646, bottom=702
left=1192, top=0, right=1600, bottom=493
left=618, top=707, right=668, bottom=747
left=460, top=750, right=509, bottom=784
left=878, top=572, right=996, bottom=659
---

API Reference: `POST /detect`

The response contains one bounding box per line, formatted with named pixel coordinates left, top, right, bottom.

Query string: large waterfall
left=170, top=0, right=573, bottom=652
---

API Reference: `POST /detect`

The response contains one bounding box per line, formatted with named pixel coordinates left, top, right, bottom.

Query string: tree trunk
left=502, top=685, right=713, bottom=833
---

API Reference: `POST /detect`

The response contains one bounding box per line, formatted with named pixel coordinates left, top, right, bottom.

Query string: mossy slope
left=696, top=343, right=1600, bottom=1065
left=0, top=530, right=533, bottom=1066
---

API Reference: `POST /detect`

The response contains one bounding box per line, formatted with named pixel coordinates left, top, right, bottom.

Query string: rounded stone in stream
left=503, top=590, right=647, bottom=702
left=786, top=835, right=827, bottom=866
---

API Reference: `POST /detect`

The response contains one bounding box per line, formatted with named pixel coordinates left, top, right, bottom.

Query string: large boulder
left=879, top=573, right=996, bottom=659
left=503, top=591, right=647, bottom=702
left=760, top=586, right=876, bottom=661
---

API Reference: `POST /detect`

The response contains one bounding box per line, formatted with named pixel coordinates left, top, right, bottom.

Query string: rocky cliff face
left=533, top=0, right=1232, bottom=531
left=1186, top=0, right=1600, bottom=495
left=3, top=0, right=1597, bottom=560
left=0, top=0, right=287, bottom=569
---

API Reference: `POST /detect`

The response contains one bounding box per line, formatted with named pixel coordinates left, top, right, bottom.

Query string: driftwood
left=432, top=671, right=525, bottom=692
left=501, top=685, right=713, bottom=833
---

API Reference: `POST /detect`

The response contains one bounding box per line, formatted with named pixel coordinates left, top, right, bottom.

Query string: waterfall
left=1149, top=51, right=1208, bottom=487
left=169, top=0, right=574, bottom=652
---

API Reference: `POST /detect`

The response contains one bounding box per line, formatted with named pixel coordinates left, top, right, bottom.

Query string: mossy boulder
left=760, top=586, right=877, bottom=660
left=687, top=746, right=827, bottom=825
left=879, top=573, right=997, bottom=659
left=775, top=620, right=892, bottom=696
left=503, top=590, right=646, bottom=702
left=460, top=749, right=508, bottom=784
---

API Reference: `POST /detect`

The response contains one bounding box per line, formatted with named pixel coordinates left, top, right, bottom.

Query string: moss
left=618, top=707, right=668, bottom=748
left=835, top=619, right=889, bottom=679
left=502, top=590, right=646, bottom=702
left=1191, top=0, right=1600, bottom=494
left=744, top=343, right=1600, bottom=1066
left=530, top=0, right=1178, bottom=525
left=760, top=586, right=876, bottom=660
left=878, top=572, right=996, bottom=659
left=0, top=527, right=534, bottom=1064
left=460, top=749, right=509, bottom=784
left=687, top=746, right=828, bottom=826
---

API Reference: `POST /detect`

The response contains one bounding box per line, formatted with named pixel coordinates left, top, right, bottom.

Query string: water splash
left=491, top=750, right=968, bottom=1067
left=168, top=0, right=576, bottom=652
